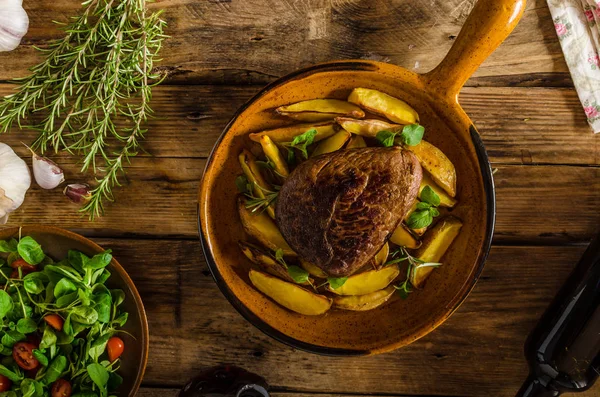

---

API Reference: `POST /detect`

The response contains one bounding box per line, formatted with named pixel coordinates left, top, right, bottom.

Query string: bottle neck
left=516, top=376, right=560, bottom=397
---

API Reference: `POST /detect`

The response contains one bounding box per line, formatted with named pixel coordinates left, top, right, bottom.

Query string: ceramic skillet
left=199, top=0, right=525, bottom=355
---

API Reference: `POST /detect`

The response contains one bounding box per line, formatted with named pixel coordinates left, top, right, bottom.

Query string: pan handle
left=422, top=0, right=526, bottom=100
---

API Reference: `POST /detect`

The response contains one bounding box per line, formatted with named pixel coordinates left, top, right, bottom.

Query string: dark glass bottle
left=516, top=233, right=600, bottom=396
left=178, top=366, right=270, bottom=397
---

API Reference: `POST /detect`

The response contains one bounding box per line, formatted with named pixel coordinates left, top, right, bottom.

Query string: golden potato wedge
left=419, top=172, right=457, bottom=208
left=346, top=135, right=367, bottom=149
left=276, top=99, right=365, bottom=121
left=411, top=216, right=463, bottom=288
left=408, top=140, right=456, bottom=197
left=329, top=265, right=399, bottom=296
left=333, top=286, right=396, bottom=311
left=311, top=129, right=351, bottom=157
left=404, top=201, right=427, bottom=236
left=373, top=243, right=389, bottom=268
left=258, top=135, right=289, bottom=178
left=238, top=198, right=296, bottom=256
left=300, top=259, right=328, bottom=279
left=389, top=224, right=421, bottom=249
left=336, top=117, right=401, bottom=138
left=239, top=241, right=296, bottom=283
left=249, top=270, right=332, bottom=315
left=249, top=122, right=337, bottom=143
left=347, top=88, right=419, bottom=124
left=239, top=149, right=275, bottom=218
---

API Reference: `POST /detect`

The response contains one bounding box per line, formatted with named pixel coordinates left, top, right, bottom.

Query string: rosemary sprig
left=386, top=247, right=441, bottom=299
left=235, top=175, right=280, bottom=214
left=0, top=0, right=168, bottom=220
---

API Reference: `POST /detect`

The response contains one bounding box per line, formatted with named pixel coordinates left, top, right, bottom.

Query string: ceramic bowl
left=199, top=0, right=524, bottom=355
left=0, top=226, right=148, bottom=395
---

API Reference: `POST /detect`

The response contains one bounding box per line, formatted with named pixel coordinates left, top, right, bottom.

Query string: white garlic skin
left=0, top=0, right=29, bottom=52
left=32, top=154, right=65, bottom=190
left=0, top=142, right=31, bottom=224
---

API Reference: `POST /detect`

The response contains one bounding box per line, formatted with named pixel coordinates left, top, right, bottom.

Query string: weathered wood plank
left=135, top=390, right=598, bottom=397
left=0, top=85, right=596, bottom=165
left=97, top=239, right=594, bottom=396
left=3, top=160, right=599, bottom=243
left=0, top=0, right=566, bottom=85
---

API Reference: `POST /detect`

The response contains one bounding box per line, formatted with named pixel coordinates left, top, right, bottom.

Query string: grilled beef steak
left=276, top=147, right=422, bottom=277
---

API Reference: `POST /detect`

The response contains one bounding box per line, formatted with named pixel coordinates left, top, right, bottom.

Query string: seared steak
left=276, top=147, right=422, bottom=277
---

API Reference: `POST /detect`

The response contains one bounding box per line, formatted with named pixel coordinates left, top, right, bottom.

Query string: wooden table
left=1, top=0, right=599, bottom=396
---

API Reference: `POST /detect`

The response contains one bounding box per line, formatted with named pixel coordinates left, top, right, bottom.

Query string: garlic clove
left=0, top=0, right=29, bottom=52
left=0, top=142, right=31, bottom=223
left=64, top=184, right=91, bottom=204
left=24, top=144, right=65, bottom=190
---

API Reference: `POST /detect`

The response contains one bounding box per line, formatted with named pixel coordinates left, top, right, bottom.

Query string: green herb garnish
left=236, top=175, right=280, bottom=214
left=327, top=277, right=348, bottom=290
left=406, top=186, right=441, bottom=229
left=376, top=123, right=425, bottom=147
left=283, top=129, right=318, bottom=159
left=387, top=247, right=441, bottom=299
left=274, top=249, right=311, bottom=285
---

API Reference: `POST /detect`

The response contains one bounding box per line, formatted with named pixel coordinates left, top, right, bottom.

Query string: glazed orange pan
left=199, top=0, right=526, bottom=355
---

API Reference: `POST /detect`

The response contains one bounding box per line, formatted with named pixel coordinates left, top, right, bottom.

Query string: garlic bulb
left=24, top=144, right=65, bottom=190
left=0, top=0, right=29, bottom=52
left=0, top=142, right=31, bottom=224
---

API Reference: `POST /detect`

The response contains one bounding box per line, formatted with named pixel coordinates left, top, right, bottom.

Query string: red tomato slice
left=0, top=375, right=11, bottom=392
left=12, top=342, right=39, bottom=370
left=44, top=314, right=64, bottom=331
left=51, top=379, right=72, bottom=397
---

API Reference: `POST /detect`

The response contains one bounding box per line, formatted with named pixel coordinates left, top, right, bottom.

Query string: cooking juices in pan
left=235, top=88, right=463, bottom=316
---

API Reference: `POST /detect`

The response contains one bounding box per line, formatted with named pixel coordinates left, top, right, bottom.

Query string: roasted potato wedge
left=329, top=265, right=399, bottom=296
left=276, top=99, right=365, bottom=121
left=300, top=259, right=328, bottom=279
left=258, top=135, right=289, bottom=177
left=408, top=140, right=456, bottom=197
left=346, top=135, right=367, bottom=149
left=239, top=149, right=275, bottom=218
left=239, top=241, right=296, bottom=283
left=238, top=198, right=296, bottom=256
left=411, top=216, right=463, bottom=288
left=249, top=270, right=332, bottom=315
left=373, top=243, right=389, bottom=268
left=347, top=88, right=419, bottom=124
left=336, top=117, right=401, bottom=138
left=420, top=172, right=457, bottom=208
left=311, top=129, right=351, bottom=157
left=389, top=224, right=421, bottom=249
left=249, top=122, right=337, bottom=143
left=333, top=286, right=396, bottom=311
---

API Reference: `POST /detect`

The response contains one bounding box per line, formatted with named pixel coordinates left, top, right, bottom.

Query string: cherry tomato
left=51, top=379, right=72, bottom=397
left=44, top=314, right=64, bottom=331
left=107, top=336, right=124, bottom=362
left=12, top=342, right=39, bottom=370
left=9, top=259, right=36, bottom=279
left=0, top=375, right=11, bottom=392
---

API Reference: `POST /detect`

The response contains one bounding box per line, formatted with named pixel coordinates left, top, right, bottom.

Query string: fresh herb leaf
left=54, top=278, right=77, bottom=299
left=85, top=250, right=112, bottom=270
left=327, top=277, right=348, bottom=290
left=108, top=372, right=124, bottom=391
left=274, top=249, right=285, bottom=265
left=87, top=363, right=110, bottom=389
left=287, top=266, right=309, bottom=284
left=32, top=349, right=48, bottom=367
left=399, top=124, right=425, bottom=146
left=70, top=306, right=98, bottom=325
left=67, top=250, right=89, bottom=274
left=89, top=334, right=111, bottom=362
left=416, top=201, right=431, bottom=210
left=0, top=364, right=22, bottom=382
left=43, top=355, right=67, bottom=384
left=0, top=291, right=12, bottom=319
left=17, top=237, right=44, bottom=265
left=284, top=129, right=318, bottom=159
left=406, top=209, right=433, bottom=229
left=0, top=239, right=17, bottom=253
left=16, top=318, right=37, bottom=334
left=375, top=130, right=397, bottom=147
left=110, top=290, right=126, bottom=307
left=394, top=281, right=412, bottom=299
left=235, top=175, right=251, bottom=194
left=94, top=294, right=112, bottom=324
left=1, top=331, right=25, bottom=348
left=420, top=185, right=440, bottom=206
left=39, top=327, right=57, bottom=350
left=23, top=273, right=47, bottom=295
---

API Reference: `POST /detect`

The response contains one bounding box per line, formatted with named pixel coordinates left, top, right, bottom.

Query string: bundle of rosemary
left=0, top=0, right=167, bottom=220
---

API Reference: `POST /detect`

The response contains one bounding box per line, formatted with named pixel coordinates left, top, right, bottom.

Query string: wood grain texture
left=0, top=85, right=596, bottom=165
left=0, top=0, right=566, bottom=85
left=3, top=158, right=599, bottom=243
left=96, top=239, right=596, bottom=397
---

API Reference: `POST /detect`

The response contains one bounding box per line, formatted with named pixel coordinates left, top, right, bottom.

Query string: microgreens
left=406, top=186, right=441, bottom=229
left=376, top=123, right=425, bottom=147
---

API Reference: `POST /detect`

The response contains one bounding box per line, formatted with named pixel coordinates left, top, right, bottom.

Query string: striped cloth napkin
left=548, top=0, right=600, bottom=133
